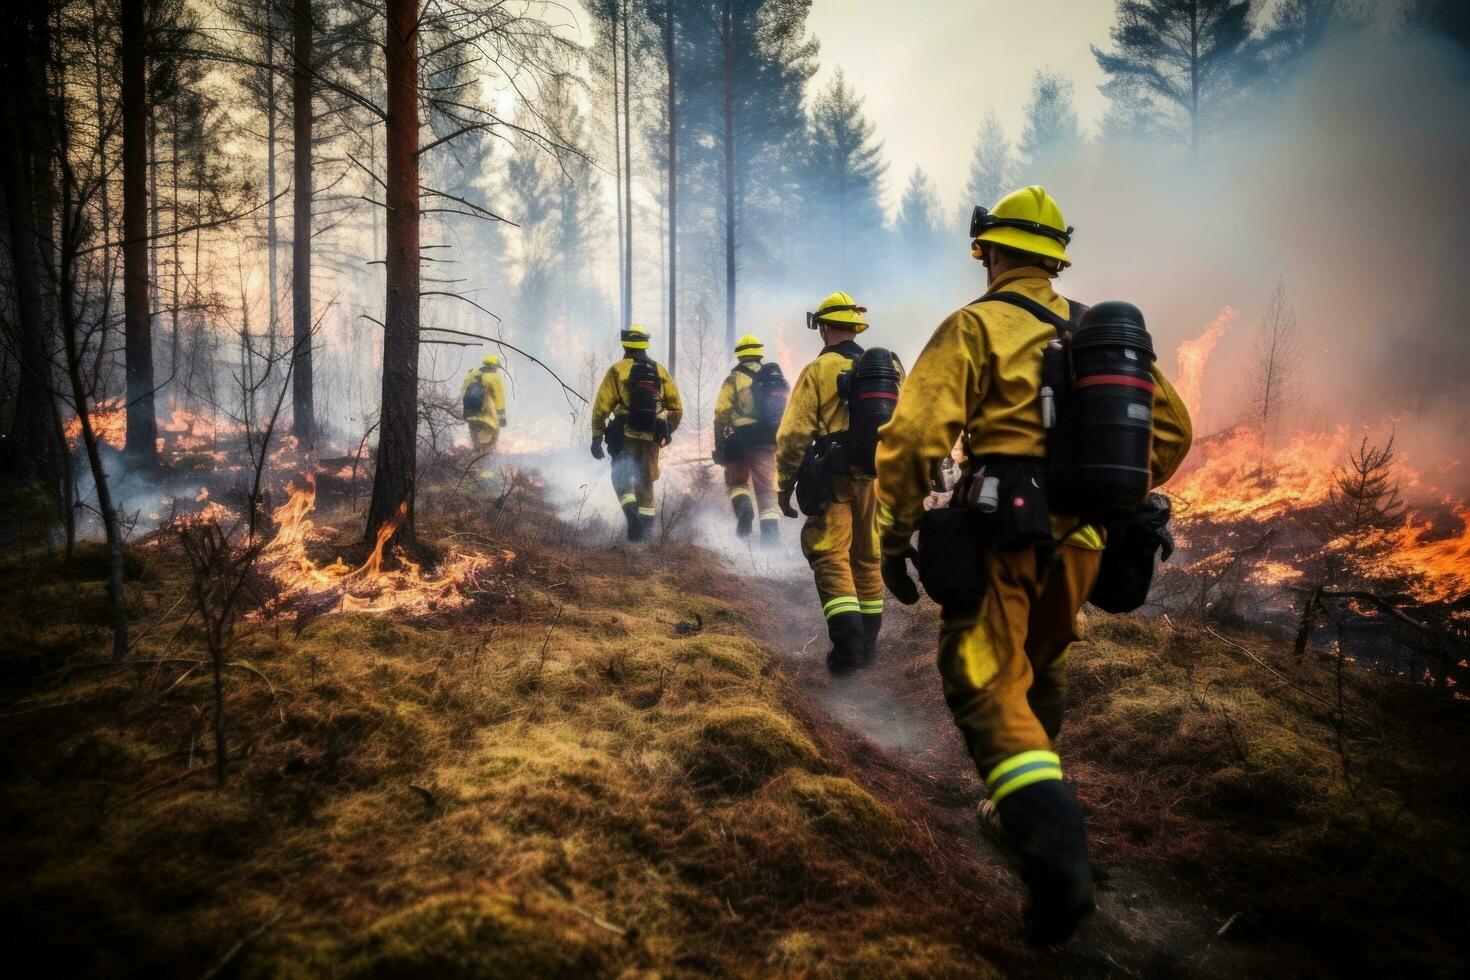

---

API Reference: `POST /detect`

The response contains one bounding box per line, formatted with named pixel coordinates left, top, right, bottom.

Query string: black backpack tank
left=627, top=359, right=660, bottom=433
left=750, top=362, right=790, bottom=443
left=844, top=347, right=901, bottom=476
left=463, top=375, right=486, bottom=416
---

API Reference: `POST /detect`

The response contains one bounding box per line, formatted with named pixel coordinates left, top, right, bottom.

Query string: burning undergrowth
left=256, top=474, right=514, bottom=621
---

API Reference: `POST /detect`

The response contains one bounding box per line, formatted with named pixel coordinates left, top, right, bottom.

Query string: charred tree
left=720, top=0, right=736, bottom=350
left=621, top=0, right=633, bottom=332
left=291, top=0, right=315, bottom=446
left=121, top=0, right=157, bottom=463
left=0, top=0, right=59, bottom=490
left=663, top=0, right=677, bottom=373
left=366, top=0, right=420, bottom=545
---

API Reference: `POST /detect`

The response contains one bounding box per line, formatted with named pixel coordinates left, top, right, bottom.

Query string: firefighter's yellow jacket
left=713, top=360, right=762, bottom=448
left=591, top=356, right=683, bottom=442
left=776, top=341, right=904, bottom=491
left=874, top=267, right=1193, bottom=550
left=461, top=367, right=507, bottom=426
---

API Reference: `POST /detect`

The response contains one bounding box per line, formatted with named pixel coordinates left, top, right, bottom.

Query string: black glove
left=656, top=418, right=671, bottom=447
left=712, top=442, right=725, bottom=466
left=882, top=547, right=920, bottom=605
left=590, top=436, right=604, bottom=460
left=778, top=487, right=799, bottom=519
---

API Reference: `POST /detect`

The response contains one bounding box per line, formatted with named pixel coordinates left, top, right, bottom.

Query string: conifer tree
left=1018, top=69, right=1081, bottom=172
left=963, top=107, right=1011, bottom=213
left=1091, top=0, right=1262, bottom=158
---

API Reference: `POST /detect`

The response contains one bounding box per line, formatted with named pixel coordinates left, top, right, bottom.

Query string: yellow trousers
left=801, top=475, right=883, bottom=621
left=724, top=445, right=779, bottom=523
left=468, top=418, right=499, bottom=453
left=611, top=437, right=661, bottom=518
left=938, top=537, right=1102, bottom=797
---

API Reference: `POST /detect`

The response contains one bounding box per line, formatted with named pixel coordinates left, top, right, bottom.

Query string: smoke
left=1027, top=31, right=1470, bottom=483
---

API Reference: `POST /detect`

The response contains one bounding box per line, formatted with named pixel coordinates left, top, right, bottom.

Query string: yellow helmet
left=806, top=291, right=869, bottom=334
left=621, top=323, right=651, bottom=350
left=481, top=354, right=500, bottom=368
left=970, top=185, right=1073, bottom=267
left=734, top=333, right=765, bottom=359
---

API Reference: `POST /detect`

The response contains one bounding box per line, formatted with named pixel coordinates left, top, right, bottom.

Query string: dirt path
left=741, top=565, right=1274, bottom=979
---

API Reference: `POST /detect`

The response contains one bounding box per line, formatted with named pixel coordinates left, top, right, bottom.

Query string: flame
left=1370, top=508, right=1470, bottom=604
left=260, top=474, right=509, bottom=617
left=1174, top=307, right=1238, bottom=425
left=1168, top=424, right=1353, bottom=522
left=64, top=399, right=127, bottom=450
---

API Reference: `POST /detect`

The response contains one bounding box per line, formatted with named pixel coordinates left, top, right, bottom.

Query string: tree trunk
left=291, top=0, right=315, bottom=446
left=720, top=0, right=736, bottom=351
left=621, top=0, right=633, bottom=331
left=366, top=0, right=419, bottom=545
left=611, top=3, right=625, bottom=333
left=266, top=12, right=279, bottom=360
left=1, top=0, right=57, bottom=486
left=121, top=0, right=156, bottom=462
left=665, top=0, right=677, bottom=375
left=170, top=96, right=181, bottom=392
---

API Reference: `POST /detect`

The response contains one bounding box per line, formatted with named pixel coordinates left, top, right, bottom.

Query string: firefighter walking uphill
left=714, top=333, right=789, bottom=545
left=590, top=325, right=684, bottom=543
left=776, top=292, right=904, bottom=676
left=461, top=354, right=508, bottom=453
left=874, top=185, right=1193, bottom=946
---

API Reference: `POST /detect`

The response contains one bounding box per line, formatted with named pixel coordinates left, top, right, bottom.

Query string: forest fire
left=261, top=474, right=509, bottom=617
left=64, top=399, right=126, bottom=450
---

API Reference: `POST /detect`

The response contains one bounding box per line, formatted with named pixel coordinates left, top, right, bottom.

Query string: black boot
left=859, top=612, right=881, bottom=668
left=641, top=512, right=657, bottom=543
left=995, top=778, right=1095, bottom=947
left=623, top=503, right=643, bottom=542
left=824, top=611, right=866, bottom=677
left=734, top=495, right=755, bottom=537
left=760, top=518, right=780, bottom=547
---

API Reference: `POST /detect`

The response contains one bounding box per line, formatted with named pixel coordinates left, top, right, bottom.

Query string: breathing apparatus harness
left=916, top=291, right=1173, bottom=613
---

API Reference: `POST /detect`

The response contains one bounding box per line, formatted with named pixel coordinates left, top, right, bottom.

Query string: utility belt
left=605, top=414, right=668, bottom=457
left=916, top=455, right=1173, bottom=614
left=794, top=431, right=859, bottom=516
left=720, top=420, right=777, bottom=464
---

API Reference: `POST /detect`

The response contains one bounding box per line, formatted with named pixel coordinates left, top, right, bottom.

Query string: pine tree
left=962, top=108, right=1011, bottom=213
left=804, top=68, right=887, bottom=284
left=895, top=166, right=942, bottom=260
left=1092, top=0, right=1263, bottom=159
left=1018, top=69, right=1081, bottom=172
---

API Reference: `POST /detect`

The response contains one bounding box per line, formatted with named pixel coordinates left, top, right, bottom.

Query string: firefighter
left=776, top=292, right=902, bottom=676
left=590, top=325, right=683, bottom=543
left=461, top=354, right=508, bottom=453
left=874, top=185, right=1193, bottom=945
left=713, top=333, right=784, bottom=545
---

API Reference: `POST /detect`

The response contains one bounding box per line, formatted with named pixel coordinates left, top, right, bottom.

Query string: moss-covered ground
left=2, top=468, right=1466, bottom=977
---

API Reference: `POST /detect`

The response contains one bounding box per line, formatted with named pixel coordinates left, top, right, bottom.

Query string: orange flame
left=1174, top=307, right=1238, bottom=426
left=260, top=475, right=508, bottom=617
left=1371, top=508, right=1470, bottom=604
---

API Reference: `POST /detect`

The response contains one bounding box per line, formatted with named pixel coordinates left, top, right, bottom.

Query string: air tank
left=846, top=347, right=901, bottom=476
left=1068, top=301, right=1155, bottom=521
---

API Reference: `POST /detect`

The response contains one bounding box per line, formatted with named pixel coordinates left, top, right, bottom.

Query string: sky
left=806, top=0, right=1118, bottom=215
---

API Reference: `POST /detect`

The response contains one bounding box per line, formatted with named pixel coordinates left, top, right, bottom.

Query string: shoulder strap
left=976, top=292, right=1087, bottom=338
left=736, top=362, right=760, bottom=379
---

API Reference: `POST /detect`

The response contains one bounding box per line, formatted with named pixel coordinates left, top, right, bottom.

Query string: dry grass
left=0, top=474, right=994, bottom=977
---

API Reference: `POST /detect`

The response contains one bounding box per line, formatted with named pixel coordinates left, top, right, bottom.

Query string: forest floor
left=1, top=464, right=1466, bottom=978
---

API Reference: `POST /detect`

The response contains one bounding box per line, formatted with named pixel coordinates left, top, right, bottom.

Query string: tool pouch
left=1089, top=492, right=1174, bottom=613
left=984, top=457, right=1054, bottom=552
left=916, top=458, right=1054, bottom=610
left=606, top=416, right=627, bottom=457
left=918, top=506, right=988, bottom=610
left=795, top=435, right=846, bottom=516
